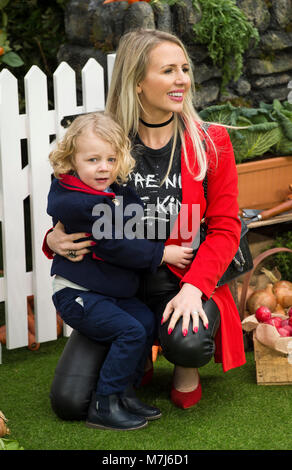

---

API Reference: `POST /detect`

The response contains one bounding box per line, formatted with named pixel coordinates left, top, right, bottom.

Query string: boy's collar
left=58, top=173, right=116, bottom=197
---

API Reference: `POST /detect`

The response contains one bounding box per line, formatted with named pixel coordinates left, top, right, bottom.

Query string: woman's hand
left=161, top=283, right=209, bottom=336
left=163, top=245, right=193, bottom=269
left=47, top=221, right=92, bottom=262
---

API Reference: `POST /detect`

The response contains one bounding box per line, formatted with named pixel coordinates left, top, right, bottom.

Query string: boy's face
left=74, top=129, right=118, bottom=191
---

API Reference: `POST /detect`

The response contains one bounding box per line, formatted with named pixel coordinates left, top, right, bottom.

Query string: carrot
left=0, top=325, right=6, bottom=345
left=56, top=313, right=63, bottom=337
left=27, top=312, right=35, bottom=335
left=27, top=330, right=40, bottom=351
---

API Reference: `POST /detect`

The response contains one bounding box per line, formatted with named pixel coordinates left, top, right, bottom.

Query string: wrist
left=181, top=282, right=202, bottom=297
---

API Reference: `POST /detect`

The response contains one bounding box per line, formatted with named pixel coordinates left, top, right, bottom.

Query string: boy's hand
left=163, top=245, right=193, bottom=269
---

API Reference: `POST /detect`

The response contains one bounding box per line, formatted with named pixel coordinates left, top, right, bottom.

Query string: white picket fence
left=0, top=53, right=116, bottom=362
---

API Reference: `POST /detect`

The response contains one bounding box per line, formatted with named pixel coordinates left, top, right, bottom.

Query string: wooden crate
left=253, top=333, right=292, bottom=385
left=237, top=156, right=292, bottom=210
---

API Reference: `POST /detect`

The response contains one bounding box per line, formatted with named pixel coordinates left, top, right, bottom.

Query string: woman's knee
left=50, top=330, right=109, bottom=420
left=160, top=321, right=215, bottom=368
left=159, top=299, right=220, bottom=368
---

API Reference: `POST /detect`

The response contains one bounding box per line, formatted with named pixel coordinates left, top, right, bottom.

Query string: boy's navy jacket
left=47, top=174, right=164, bottom=298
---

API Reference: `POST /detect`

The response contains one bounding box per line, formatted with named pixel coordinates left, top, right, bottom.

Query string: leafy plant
left=0, top=437, right=24, bottom=450
left=0, top=0, right=24, bottom=68
left=192, top=0, right=259, bottom=90
left=5, top=0, right=68, bottom=76
left=199, top=103, right=283, bottom=163
left=269, top=232, right=292, bottom=282
left=259, top=100, right=292, bottom=155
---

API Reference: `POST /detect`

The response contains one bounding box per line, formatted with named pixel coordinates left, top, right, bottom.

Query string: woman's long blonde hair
left=49, top=112, right=135, bottom=184
left=106, top=28, right=211, bottom=182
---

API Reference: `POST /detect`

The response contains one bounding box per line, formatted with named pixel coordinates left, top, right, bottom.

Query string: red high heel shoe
left=171, top=377, right=202, bottom=409
left=140, top=366, right=154, bottom=387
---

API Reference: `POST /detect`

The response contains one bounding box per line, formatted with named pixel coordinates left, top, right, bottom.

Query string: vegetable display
left=199, top=100, right=292, bottom=163
left=242, top=263, right=292, bottom=354
left=0, top=295, right=63, bottom=350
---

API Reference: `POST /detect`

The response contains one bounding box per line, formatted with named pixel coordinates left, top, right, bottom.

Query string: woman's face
left=137, top=41, right=191, bottom=122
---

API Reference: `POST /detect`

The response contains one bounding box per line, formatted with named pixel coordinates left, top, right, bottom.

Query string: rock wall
left=58, top=0, right=292, bottom=109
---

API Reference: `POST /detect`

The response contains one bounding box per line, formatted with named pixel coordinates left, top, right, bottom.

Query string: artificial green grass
left=0, top=338, right=291, bottom=451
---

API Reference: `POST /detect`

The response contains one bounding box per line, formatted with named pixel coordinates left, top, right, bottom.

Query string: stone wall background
left=58, top=0, right=292, bottom=110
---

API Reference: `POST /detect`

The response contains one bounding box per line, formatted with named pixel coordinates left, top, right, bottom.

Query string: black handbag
left=195, top=122, right=254, bottom=286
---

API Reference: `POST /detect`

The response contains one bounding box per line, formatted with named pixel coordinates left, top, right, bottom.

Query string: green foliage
left=2, top=0, right=68, bottom=75
left=0, top=0, right=24, bottom=68
left=270, top=232, right=292, bottom=282
left=0, top=437, right=24, bottom=450
left=192, top=0, right=259, bottom=90
left=259, top=100, right=292, bottom=155
left=199, top=101, right=292, bottom=163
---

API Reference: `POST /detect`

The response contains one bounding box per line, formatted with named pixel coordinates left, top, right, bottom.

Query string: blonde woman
left=45, top=29, right=245, bottom=412
left=47, top=112, right=192, bottom=430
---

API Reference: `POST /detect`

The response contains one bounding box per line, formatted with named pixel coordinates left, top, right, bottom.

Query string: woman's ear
left=136, top=83, right=142, bottom=94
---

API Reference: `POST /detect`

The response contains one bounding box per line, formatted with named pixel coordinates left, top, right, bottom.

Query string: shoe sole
left=144, top=412, right=162, bottom=421
left=85, top=420, right=148, bottom=431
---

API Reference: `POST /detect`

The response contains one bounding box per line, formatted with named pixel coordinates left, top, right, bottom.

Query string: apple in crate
left=277, top=327, right=292, bottom=337
left=264, top=316, right=283, bottom=328
left=255, top=306, right=271, bottom=323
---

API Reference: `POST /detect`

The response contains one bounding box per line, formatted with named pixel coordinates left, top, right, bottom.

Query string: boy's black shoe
left=121, top=385, right=162, bottom=421
left=86, top=392, right=148, bottom=431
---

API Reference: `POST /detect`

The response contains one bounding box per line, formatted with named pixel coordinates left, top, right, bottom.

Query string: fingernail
left=85, top=233, right=91, bottom=236
left=205, top=323, right=209, bottom=329
left=183, top=329, right=188, bottom=337
left=168, top=328, right=173, bottom=335
left=91, top=241, right=97, bottom=246
left=161, top=317, right=164, bottom=325
left=193, top=327, right=198, bottom=333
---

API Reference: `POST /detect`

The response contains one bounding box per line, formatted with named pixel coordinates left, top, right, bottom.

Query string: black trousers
left=50, top=266, right=220, bottom=420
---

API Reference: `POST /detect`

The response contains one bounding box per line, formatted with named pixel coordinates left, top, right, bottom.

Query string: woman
left=45, top=29, right=245, bottom=412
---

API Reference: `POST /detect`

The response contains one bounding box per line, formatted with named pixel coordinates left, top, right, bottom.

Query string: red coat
left=165, top=124, right=246, bottom=372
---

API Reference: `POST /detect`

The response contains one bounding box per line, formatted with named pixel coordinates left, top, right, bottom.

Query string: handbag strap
left=201, top=122, right=210, bottom=203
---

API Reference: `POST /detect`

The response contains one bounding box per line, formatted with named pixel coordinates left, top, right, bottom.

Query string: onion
left=273, top=281, right=292, bottom=308
left=275, top=303, right=286, bottom=315
left=237, top=284, right=255, bottom=303
left=246, top=283, right=277, bottom=315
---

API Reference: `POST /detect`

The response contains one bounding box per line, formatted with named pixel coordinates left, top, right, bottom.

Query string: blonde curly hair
left=49, top=112, right=136, bottom=184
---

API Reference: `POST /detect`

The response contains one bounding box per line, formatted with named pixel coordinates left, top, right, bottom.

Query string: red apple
left=255, top=306, right=272, bottom=323
left=284, top=325, right=292, bottom=335
left=287, top=307, right=292, bottom=318
left=277, top=327, right=291, bottom=337
left=265, top=316, right=283, bottom=328
left=281, top=319, right=289, bottom=327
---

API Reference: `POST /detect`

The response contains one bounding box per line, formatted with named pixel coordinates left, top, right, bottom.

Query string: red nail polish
left=193, top=327, right=198, bottom=333
left=91, top=241, right=97, bottom=246
left=161, top=317, right=164, bottom=325
left=205, top=323, right=209, bottom=329
left=183, top=329, right=188, bottom=337
left=168, top=328, right=173, bottom=335
left=85, top=233, right=91, bottom=237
